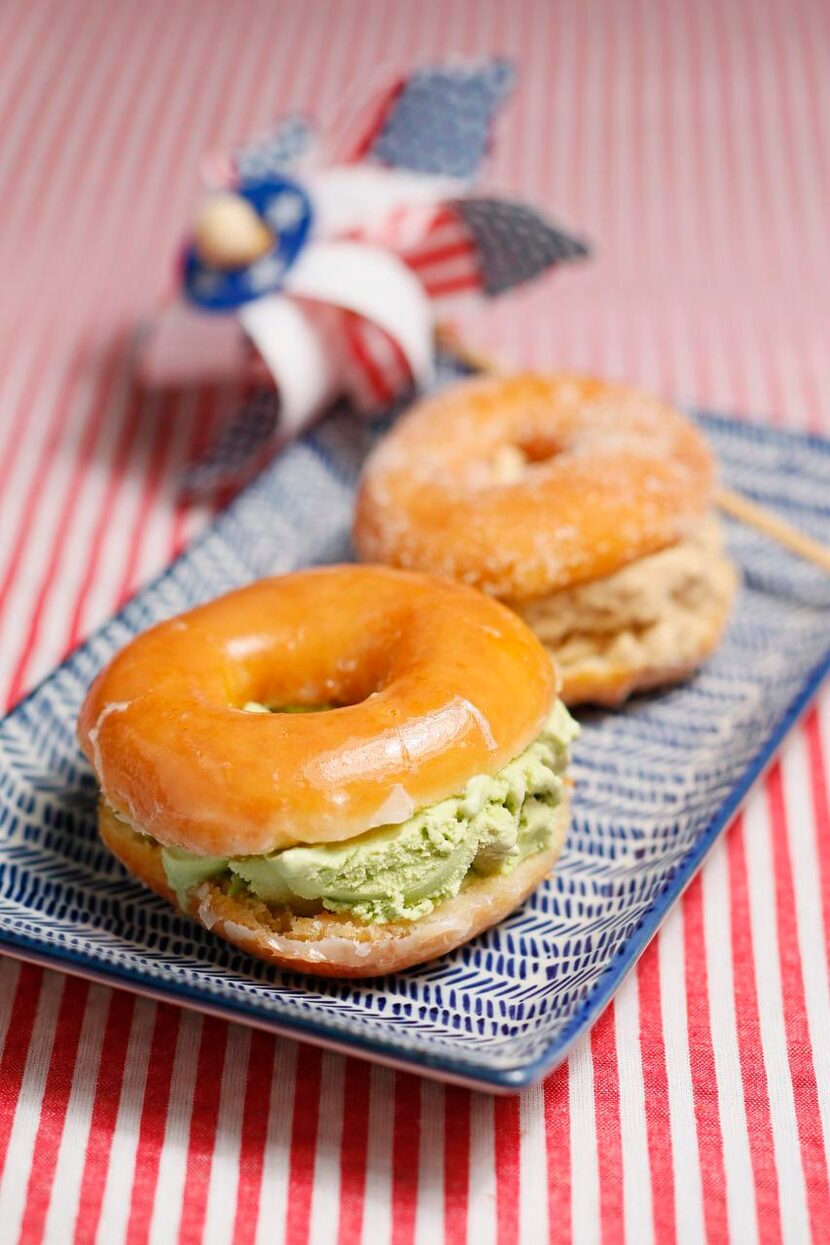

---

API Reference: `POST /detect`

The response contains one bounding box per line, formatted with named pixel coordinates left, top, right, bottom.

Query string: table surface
left=1, top=1, right=829, bottom=1241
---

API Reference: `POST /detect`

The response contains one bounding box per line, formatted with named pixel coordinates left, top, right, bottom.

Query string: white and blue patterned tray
left=2, top=358, right=830, bottom=1092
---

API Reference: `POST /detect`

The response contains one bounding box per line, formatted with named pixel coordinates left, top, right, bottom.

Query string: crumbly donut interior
left=98, top=797, right=571, bottom=976
left=514, top=517, right=738, bottom=699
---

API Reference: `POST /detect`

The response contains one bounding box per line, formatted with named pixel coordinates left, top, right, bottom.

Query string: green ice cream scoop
left=161, top=701, right=578, bottom=924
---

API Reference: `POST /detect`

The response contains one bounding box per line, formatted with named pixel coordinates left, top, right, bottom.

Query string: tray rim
left=1, top=405, right=829, bottom=1093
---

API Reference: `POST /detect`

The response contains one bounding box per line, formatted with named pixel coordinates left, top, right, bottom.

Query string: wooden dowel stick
left=715, top=486, right=830, bottom=574
left=435, top=324, right=830, bottom=577
left=436, top=324, right=508, bottom=374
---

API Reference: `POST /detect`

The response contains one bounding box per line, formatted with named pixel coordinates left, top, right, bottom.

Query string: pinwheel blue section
left=452, top=197, right=590, bottom=294
left=233, top=116, right=316, bottom=180
left=369, top=59, right=515, bottom=178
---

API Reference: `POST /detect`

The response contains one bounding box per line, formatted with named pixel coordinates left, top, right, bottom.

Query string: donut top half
left=78, top=566, right=559, bottom=857
left=352, top=373, right=715, bottom=602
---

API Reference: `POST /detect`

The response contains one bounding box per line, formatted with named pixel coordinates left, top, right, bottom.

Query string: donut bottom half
left=98, top=795, right=570, bottom=978
left=514, top=517, right=739, bottom=708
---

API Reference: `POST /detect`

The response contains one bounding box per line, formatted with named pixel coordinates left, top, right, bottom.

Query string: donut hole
left=241, top=690, right=382, bottom=714
left=515, top=433, right=562, bottom=464
left=489, top=437, right=561, bottom=485
left=242, top=701, right=330, bottom=714
left=228, top=628, right=396, bottom=717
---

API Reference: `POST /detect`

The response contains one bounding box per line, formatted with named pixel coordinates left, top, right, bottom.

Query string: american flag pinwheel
left=137, top=59, right=590, bottom=491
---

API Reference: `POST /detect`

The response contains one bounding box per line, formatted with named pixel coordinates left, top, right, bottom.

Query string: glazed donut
left=79, top=566, right=577, bottom=976
left=79, top=566, right=554, bottom=856
left=353, top=374, right=738, bottom=705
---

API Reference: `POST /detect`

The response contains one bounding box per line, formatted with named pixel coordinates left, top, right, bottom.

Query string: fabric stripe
left=764, top=767, right=830, bottom=1238
left=443, top=1085, right=471, bottom=1245
left=726, top=816, right=784, bottom=1241
left=413, top=1078, right=444, bottom=1245
left=0, top=12, right=201, bottom=702
left=93, top=999, right=157, bottom=1245
left=0, top=0, right=62, bottom=137
left=518, top=1082, right=549, bottom=1244
left=202, top=1023, right=250, bottom=1245
left=636, top=942, right=675, bottom=1244
left=0, top=4, right=114, bottom=246
left=466, top=1092, right=496, bottom=1245
left=178, top=1017, right=230, bottom=1245
left=591, top=1008, right=623, bottom=1244
left=0, top=958, right=22, bottom=1060
left=800, top=712, right=830, bottom=1156
left=702, top=838, right=759, bottom=1244
left=4, top=5, right=143, bottom=305
left=494, top=1094, right=521, bottom=1245
left=254, top=1044, right=298, bottom=1245
left=4, top=0, right=236, bottom=703
left=657, top=910, right=707, bottom=1245
left=36, top=985, right=110, bottom=1245
left=360, top=1065, right=395, bottom=1245
left=337, top=1059, right=372, bottom=1245
left=284, top=1045, right=324, bottom=1245
left=0, top=971, right=66, bottom=1242
left=308, top=1053, right=346, bottom=1245
left=391, top=1073, right=421, bottom=1245
left=123, top=1004, right=183, bottom=1245
left=615, top=976, right=654, bottom=1245
left=73, top=993, right=137, bottom=1245
left=568, top=1042, right=600, bottom=1245
left=146, top=1012, right=203, bottom=1245
left=0, top=964, right=43, bottom=1178
left=63, top=387, right=156, bottom=655
left=739, top=794, right=817, bottom=1227
left=544, top=1064, right=570, bottom=1245
left=682, top=876, right=729, bottom=1242
left=231, top=1031, right=277, bottom=1245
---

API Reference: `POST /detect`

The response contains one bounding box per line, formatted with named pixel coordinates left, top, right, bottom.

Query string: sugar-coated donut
left=79, top=566, right=577, bottom=976
left=354, top=373, right=715, bottom=598
left=353, top=374, right=737, bottom=705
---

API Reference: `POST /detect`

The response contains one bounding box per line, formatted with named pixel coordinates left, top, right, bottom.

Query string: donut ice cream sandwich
left=353, top=374, right=738, bottom=706
left=78, top=566, right=577, bottom=977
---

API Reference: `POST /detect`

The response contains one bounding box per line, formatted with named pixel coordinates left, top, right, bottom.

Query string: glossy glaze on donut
left=78, top=566, right=555, bottom=857
left=353, top=373, right=715, bottom=601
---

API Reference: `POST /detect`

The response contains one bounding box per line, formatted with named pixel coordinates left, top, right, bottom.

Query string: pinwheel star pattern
left=139, top=59, right=590, bottom=490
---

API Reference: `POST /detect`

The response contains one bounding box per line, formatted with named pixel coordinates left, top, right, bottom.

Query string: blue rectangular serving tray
left=2, top=358, right=829, bottom=1091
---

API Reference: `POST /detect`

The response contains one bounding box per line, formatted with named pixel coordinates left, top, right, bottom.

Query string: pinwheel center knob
left=194, top=192, right=275, bottom=270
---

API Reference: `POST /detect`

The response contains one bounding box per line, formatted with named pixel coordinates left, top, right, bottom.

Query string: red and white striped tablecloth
left=1, top=1, right=829, bottom=1240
